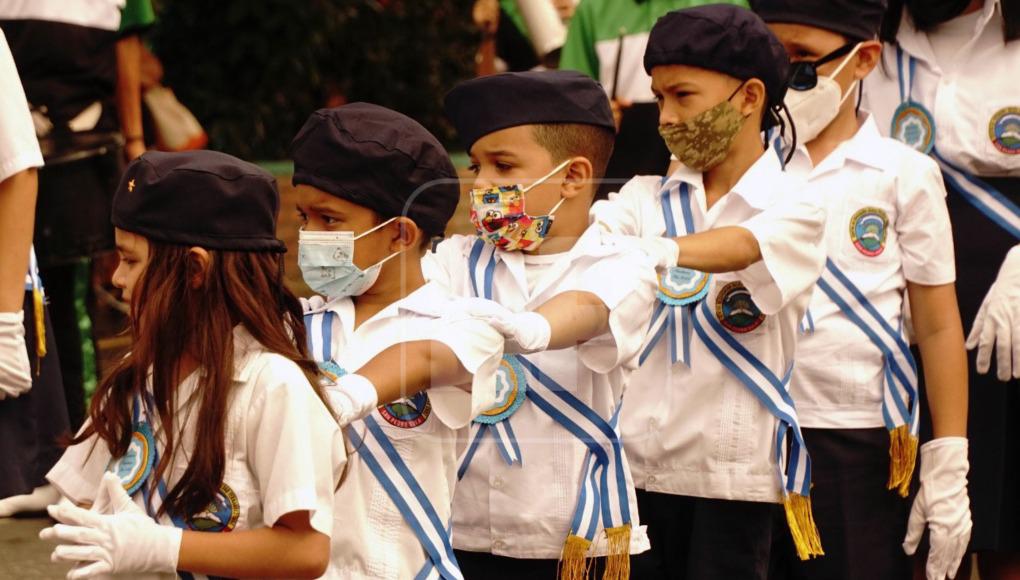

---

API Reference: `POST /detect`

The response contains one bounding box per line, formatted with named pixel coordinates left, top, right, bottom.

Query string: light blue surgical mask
left=298, top=217, right=399, bottom=299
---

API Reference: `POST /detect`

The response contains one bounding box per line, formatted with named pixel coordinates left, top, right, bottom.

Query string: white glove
left=456, top=298, right=551, bottom=354
left=39, top=480, right=182, bottom=580
left=903, top=437, right=972, bottom=580
left=0, top=310, right=32, bottom=399
left=639, top=237, right=680, bottom=270
left=966, top=245, right=1020, bottom=381
left=325, top=373, right=379, bottom=427
left=299, top=294, right=327, bottom=314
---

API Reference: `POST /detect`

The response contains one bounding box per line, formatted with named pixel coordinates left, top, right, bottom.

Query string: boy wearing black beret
left=753, top=2, right=970, bottom=579
left=590, top=5, right=828, bottom=578
left=429, top=69, right=659, bottom=579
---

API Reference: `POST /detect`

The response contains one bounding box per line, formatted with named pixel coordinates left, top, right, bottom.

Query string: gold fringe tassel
left=783, top=493, right=824, bottom=560
left=559, top=534, right=593, bottom=580
left=602, top=524, right=631, bottom=580
left=887, top=425, right=918, bottom=498
left=32, top=287, right=46, bottom=375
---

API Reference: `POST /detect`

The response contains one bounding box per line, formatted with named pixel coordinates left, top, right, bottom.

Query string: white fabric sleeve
left=245, top=357, right=346, bottom=537
left=571, top=247, right=658, bottom=373
left=422, top=235, right=472, bottom=291
left=896, top=155, right=956, bottom=285
left=46, top=424, right=111, bottom=506
left=0, top=31, right=43, bottom=183
left=589, top=176, right=660, bottom=236
left=736, top=194, right=827, bottom=315
left=426, top=316, right=504, bottom=429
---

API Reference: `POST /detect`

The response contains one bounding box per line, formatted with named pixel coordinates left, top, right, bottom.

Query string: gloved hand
left=325, top=373, right=379, bottom=428
left=40, top=481, right=182, bottom=580
left=455, top=298, right=551, bottom=354
left=967, top=245, right=1020, bottom=381
left=903, top=437, right=972, bottom=580
left=299, top=295, right=327, bottom=314
left=0, top=310, right=32, bottom=399
left=639, top=237, right=680, bottom=270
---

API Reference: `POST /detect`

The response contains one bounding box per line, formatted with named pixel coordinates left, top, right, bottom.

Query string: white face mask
left=297, top=217, right=399, bottom=299
left=785, top=43, right=862, bottom=144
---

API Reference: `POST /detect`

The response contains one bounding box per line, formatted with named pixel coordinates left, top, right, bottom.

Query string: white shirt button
left=493, top=540, right=505, bottom=550
left=647, top=475, right=657, bottom=484
left=492, top=476, right=504, bottom=489
left=648, top=417, right=658, bottom=429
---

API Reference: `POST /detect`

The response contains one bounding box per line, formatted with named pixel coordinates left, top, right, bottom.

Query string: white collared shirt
left=0, top=29, right=42, bottom=183
left=422, top=224, right=657, bottom=559
left=48, top=326, right=346, bottom=540
left=590, top=151, right=826, bottom=502
left=785, top=114, right=955, bottom=429
left=309, top=282, right=503, bottom=580
left=862, top=0, right=1020, bottom=177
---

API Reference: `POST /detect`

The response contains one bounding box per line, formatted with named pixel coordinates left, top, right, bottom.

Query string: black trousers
left=455, top=549, right=605, bottom=580
left=769, top=427, right=911, bottom=580
left=631, top=491, right=780, bottom=580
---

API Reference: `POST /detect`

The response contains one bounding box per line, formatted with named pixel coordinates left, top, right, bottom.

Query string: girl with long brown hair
left=39, top=150, right=346, bottom=579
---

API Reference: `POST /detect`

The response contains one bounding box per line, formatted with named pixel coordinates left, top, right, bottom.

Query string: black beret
left=752, top=0, right=887, bottom=41
left=644, top=5, right=791, bottom=112
left=112, top=150, right=286, bottom=252
left=290, top=103, right=459, bottom=236
left=444, top=70, right=615, bottom=153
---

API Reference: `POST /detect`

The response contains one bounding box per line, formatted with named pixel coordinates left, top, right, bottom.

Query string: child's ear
left=187, top=247, right=211, bottom=289
left=738, top=79, right=766, bottom=118
left=561, top=157, right=593, bottom=200
left=854, top=40, right=883, bottom=80
left=389, top=217, right=422, bottom=252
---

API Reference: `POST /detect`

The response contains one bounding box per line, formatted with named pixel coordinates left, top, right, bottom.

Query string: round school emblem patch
left=185, top=483, right=240, bottom=533
left=849, top=207, right=889, bottom=257
left=891, top=101, right=935, bottom=154
left=715, top=282, right=765, bottom=333
left=989, top=107, right=1020, bottom=155
left=378, top=392, right=432, bottom=429
left=476, top=355, right=528, bottom=424
left=110, top=421, right=156, bottom=496
left=657, top=267, right=711, bottom=307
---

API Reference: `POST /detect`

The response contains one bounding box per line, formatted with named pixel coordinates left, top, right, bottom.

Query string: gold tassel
left=783, top=493, right=824, bottom=560
left=887, top=425, right=918, bottom=498
left=559, top=534, right=593, bottom=580
left=32, top=287, right=46, bottom=375
left=601, top=524, right=631, bottom=580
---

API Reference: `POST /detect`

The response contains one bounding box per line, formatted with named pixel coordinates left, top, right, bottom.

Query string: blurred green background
left=150, top=0, right=477, bottom=160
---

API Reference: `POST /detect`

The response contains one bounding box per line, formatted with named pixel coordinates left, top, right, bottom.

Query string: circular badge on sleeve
left=891, top=101, right=935, bottom=154
left=657, top=267, right=711, bottom=307
left=849, top=207, right=889, bottom=257
left=476, top=355, right=528, bottom=424
left=109, top=421, right=156, bottom=496
left=715, top=282, right=765, bottom=333
left=378, top=392, right=432, bottom=429
left=989, top=107, right=1020, bottom=155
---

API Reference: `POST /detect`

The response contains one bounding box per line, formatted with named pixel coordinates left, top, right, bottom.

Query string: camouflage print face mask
left=658, top=83, right=748, bottom=172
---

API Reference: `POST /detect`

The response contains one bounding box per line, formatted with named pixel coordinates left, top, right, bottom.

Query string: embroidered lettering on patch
left=378, top=391, right=432, bottom=429
left=849, top=207, right=889, bottom=257
left=989, top=107, right=1020, bottom=155
left=715, top=281, right=765, bottom=333
left=476, top=355, right=528, bottom=424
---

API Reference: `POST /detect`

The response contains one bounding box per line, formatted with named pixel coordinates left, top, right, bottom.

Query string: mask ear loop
left=522, top=157, right=574, bottom=193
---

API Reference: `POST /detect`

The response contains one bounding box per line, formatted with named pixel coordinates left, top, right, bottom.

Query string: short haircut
left=531, top=123, right=616, bottom=180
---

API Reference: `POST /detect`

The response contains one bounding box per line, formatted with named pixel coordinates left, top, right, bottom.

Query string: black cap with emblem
left=290, top=103, right=460, bottom=238
left=111, top=150, right=286, bottom=253
left=443, top=70, right=615, bottom=154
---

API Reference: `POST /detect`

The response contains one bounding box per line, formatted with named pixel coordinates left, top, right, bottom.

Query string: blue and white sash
left=303, top=309, right=463, bottom=580
left=458, top=240, right=632, bottom=550
left=639, top=181, right=704, bottom=367
left=894, top=48, right=1020, bottom=238
left=816, top=258, right=919, bottom=438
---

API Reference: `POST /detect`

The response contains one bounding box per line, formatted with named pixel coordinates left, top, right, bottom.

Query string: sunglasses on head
left=788, top=43, right=858, bottom=91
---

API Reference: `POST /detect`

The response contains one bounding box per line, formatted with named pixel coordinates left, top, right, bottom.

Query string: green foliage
left=151, top=0, right=477, bottom=159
